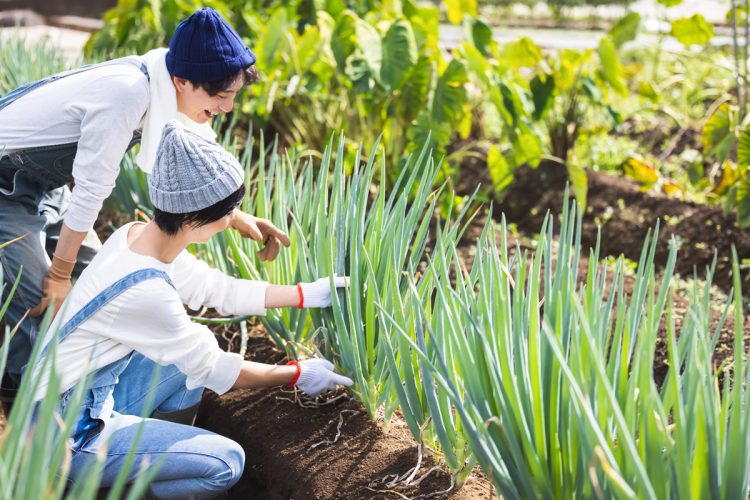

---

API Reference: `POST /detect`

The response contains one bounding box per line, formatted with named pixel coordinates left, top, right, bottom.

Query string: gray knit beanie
left=149, top=121, right=244, bottom=213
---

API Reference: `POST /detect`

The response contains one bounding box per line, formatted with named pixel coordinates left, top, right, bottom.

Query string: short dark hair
left=153, top=184, right=246, bottom=236
left=190, top=65, right=261, bottom=96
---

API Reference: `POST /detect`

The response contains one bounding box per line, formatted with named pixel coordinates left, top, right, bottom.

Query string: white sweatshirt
left=0, top=64, right=150, bottom=232
left=35, top=222, right=269, bottom=399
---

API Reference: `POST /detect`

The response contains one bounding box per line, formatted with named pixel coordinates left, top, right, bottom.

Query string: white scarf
left=136, top=48, right=217, bottom=174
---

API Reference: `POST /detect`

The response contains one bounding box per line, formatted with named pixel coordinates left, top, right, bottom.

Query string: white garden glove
left=296, top=359, right=353, bottom=397
left=297, top=276, right=348, bottom=308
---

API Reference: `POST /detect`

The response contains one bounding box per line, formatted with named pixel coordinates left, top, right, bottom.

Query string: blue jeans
left=0, top=155, right=101, bottom=389
left=68, top=353, right=244, bottom=499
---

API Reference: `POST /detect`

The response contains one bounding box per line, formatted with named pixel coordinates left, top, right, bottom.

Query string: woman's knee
left=205, top=438, right=245, bottom=491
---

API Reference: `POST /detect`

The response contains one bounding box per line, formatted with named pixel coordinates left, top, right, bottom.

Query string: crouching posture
left=32, top=121, right=352, bottom=499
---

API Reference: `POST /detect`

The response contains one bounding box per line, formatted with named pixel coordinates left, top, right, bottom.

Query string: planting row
left=190, top=131, right=750, bottom=497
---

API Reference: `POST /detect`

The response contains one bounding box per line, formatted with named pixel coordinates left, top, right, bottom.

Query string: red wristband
left=284, top=360, right=301, bottom=388
left=297, top=283, right=304, bottom=309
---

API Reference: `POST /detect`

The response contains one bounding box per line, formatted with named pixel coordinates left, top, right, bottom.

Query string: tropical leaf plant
left=691, top=2, right=750, bottom=227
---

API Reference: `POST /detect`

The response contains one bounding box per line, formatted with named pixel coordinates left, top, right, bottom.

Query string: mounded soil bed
left=196, top=325, right=490, bottom=499
left=456, top=158, right=750, bottom=295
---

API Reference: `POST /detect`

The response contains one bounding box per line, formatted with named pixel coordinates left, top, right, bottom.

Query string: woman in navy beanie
left=0, top=8, right=290, bottom=406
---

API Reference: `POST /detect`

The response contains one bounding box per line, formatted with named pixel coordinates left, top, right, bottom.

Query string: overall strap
left=40, top=268, right=174, bottom=358
left=0, top=56, right=149, bottom=113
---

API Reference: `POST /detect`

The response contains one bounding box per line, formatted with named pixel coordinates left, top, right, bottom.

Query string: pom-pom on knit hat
left=166, top=7, right=256, bottom=82
left=149, top=121, right=244, bottom=214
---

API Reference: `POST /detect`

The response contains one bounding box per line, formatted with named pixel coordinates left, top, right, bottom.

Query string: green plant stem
left=732, top=0, right=745, bottom=120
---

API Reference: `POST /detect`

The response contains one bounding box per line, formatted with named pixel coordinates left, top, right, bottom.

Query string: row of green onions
left=108, top=121, right=750, bottom=494
left=381, top=198, right=750, bottom=497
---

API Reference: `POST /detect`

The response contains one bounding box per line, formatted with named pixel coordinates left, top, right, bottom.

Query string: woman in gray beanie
left=0, top=7, right=290, bottom=400
left=30, top=121, right=352, bottom=499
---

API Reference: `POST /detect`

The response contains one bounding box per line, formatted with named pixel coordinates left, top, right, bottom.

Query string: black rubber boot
left=150, top=402, right=201, bottom=426
left=0, top=372, right=18, bottom=414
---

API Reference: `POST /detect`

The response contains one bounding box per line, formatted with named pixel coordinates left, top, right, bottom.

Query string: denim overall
left=0, top=57, right=149, bottom=390
left=42, top=268, right=174, bottom=447
left=41, top=268, right=244, bottom=498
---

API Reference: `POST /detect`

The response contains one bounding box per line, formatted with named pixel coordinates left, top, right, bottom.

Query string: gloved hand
left=230, top=211, right=290, bottom=262
left=29, top=254, right=76, bottom=318
left=296, top=359, right=353, bottom=397
left=297, top=276, right=348, bottom=308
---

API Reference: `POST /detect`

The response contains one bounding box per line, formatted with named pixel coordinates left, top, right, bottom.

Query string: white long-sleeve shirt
left=35, top=222, right=269, bottom=399
left=0, top=64, right=150, bottom=232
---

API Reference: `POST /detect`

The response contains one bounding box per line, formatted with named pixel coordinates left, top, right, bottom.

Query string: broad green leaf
left=463, top=16, right=494, bottom=56
left=487, top=145, right=514, bottom=192
left=256, top=8, right=290, bottom=69
left=396, top=55, right=434, bottom=122
left=320, top=0, right=347, bottom=20
left=380, top=19, right=417, bottom=90
left=608, top=12, right=641, bottom=49
left=458, top=101, right=473, bottom=139
left=567, top=161, right=588, bottom=208
left=737, top=172, right=750, bottom=227
left=737, top=127, right=750, bottom=168
left=499, top=82, right=518, bottom=125
left=408, top=4, right=440, bottom=50
left=355, top=19, right=383, bottom=82
left=558, top=48, right=592, bottom=91
left=702, top=103, right=736, bottom=163
left=657, top=0, right=682, bottom=5
left=294, top=25, right=323, bottom=71
left=445, top=0, right=477, bottom=25
left=530, top=73, right=555, bottom=120
left=671, top=14, right=714, bottom=46
left=479, top=101, right=503, bottom=137
left=408, top=111, right=452, bottom=151
left=581, top=75, right=603, bottom=104
left=344, top=52, right=370, bottom=88
left=637, top=80, right=659, bottom=101
left=432, top=59, right=468, bottom=124
left=597, top=37, right=627, bottom=95
left=500, top=37, right=543, bottom=69
left=516, top=129, right=543, bottom=168
left=331, top=12, right=358, bottom=70
left=460, top=42, right=491, bottom=87
left=687, top=156, right=704, bottom=185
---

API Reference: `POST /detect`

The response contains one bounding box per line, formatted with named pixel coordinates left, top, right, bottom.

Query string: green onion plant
left=381, top=198, right=750, bottom=497
left=196, top=131, right=475, bottom=422
left=0, top=31, right=73, bottom=94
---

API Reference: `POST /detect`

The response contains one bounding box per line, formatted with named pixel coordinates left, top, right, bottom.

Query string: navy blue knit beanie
left=166, top=7, right=256, bottom=82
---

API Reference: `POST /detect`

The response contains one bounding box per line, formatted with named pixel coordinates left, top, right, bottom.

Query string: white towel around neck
left=136, top=48, right=217, bottom=174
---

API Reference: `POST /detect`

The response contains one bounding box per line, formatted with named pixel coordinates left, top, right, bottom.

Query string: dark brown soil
left=196, top=325, right=491, bottom=500
left=456, top=158, right=750, bottom=296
